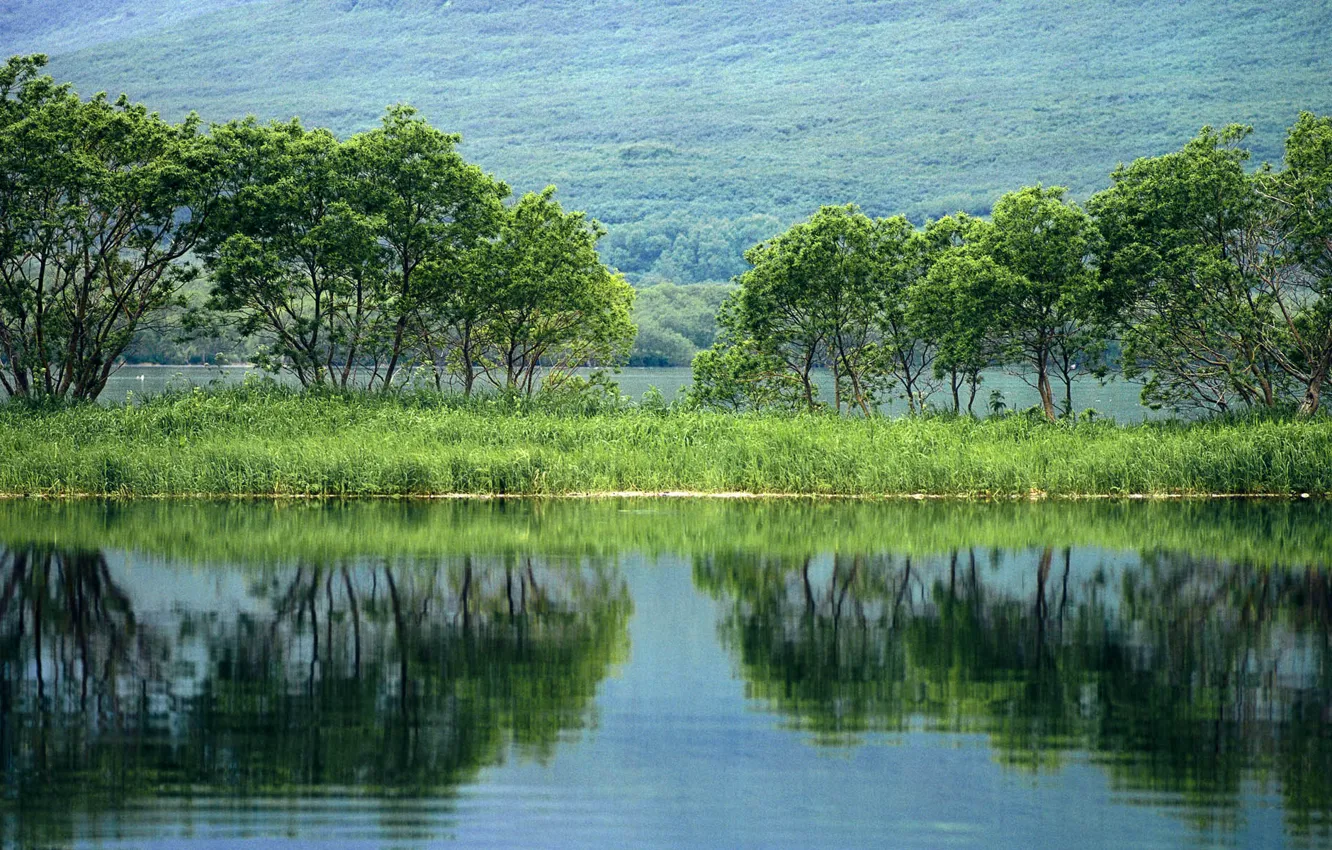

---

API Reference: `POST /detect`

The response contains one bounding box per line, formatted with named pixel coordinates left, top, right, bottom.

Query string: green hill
left=5, top=0, right=1332, bottom=283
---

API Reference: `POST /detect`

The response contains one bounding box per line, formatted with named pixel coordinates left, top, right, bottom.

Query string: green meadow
left=3, top=385, right=1329, bottom=498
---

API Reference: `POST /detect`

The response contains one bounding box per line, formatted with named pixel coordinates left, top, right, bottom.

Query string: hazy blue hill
left=0, top=0, right=264, bottom=54
left=7, top=0, right=1332, bottom=282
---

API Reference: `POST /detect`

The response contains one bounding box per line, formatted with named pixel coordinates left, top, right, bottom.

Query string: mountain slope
left=0, top=0, right=265, bottom=55
left=7, top=0, right=1332, bottom=282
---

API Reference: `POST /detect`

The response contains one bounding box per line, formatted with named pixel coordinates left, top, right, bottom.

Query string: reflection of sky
left=448, top=554, right=1290, bottom=850
left=57, top=550, right=1310, bottom=849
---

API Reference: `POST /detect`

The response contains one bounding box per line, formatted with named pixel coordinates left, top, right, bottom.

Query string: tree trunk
left=1062, top=366, right=1073, bottom=420
left=1298, top=347, right=1331, bottom=417
left=1037, top=360, right=1056, bottom=422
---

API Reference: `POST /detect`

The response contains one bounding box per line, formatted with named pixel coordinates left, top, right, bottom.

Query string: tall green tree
left=982, top=186, right=1105, bottom=420
left=730, top=206, right=843, bottom=410
left=0, top=55, right=224, bottom=400
left=909, top=245, right=1010, bottom=415
left=1262, top=112, right=1332, bottom=415
left=873, top=215, right=936, bottom=414
left=906, top=213, right=998, bottom=414
left=1090, top=126, right=1290, bottom=414
left=203, top=119, right=385, bottom=388
left=473, top=188, right=636, bottom=394
left=349, top=105, right=507, bottom=388
left=700, top=205, right=889, bottom=413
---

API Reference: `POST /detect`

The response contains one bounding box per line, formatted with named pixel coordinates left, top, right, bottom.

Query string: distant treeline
left=692, top=120, right=1332, bottom=419
left=2, top=53, right=1330, bottom=416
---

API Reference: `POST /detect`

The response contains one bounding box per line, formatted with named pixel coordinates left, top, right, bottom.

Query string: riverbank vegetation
left=2, top=384, right=1330, bottom=498
left=0, top=55, right=634, bottom=401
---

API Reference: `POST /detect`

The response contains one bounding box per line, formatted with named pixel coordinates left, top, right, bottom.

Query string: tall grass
left=1, top=384, right=1330, bottom=498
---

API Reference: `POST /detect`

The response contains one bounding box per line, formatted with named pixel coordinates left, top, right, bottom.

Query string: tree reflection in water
left=696, top=548, right=1332, bottom=844
left=0, top=547, right=630, bottom=846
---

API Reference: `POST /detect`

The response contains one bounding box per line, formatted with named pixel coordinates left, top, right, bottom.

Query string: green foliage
left=981, top=185, right=1107, bottom=420
left=349, top=104, right=510, bottom=385
left=628, top=282, right=732, bottom=366
left=0, top=58, right=635, bottom=396
left=908, top=226, right=1005, bottom=414
left=0, top=54, right=226, bottom=400
left=1091, top=123, right=1332, bottom=416
left=694, top=205, right=916, bottom=414
left=192, top=106, right=633, bottom=393
left=204, top=117, right=389, bottom=385
left=458, top=188, right=636, bottom=394
left=685, top=298, right=805, bottom=413
left=1091, top=126, right=1279, bottom=413
left=600, top=213, right=785, bottom=284
left=1264, top=112, right=1332, bottom=414
left=1, top=385, right=1331, bottom=496
left=691, top=197, right=1110, bottom=418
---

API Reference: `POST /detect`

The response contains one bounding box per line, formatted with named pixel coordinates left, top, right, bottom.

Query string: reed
left=2, top=384, right=1330, bottom=499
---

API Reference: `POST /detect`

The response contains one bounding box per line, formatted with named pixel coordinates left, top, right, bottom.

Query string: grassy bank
left=1, top=385, right=1330, bottom=498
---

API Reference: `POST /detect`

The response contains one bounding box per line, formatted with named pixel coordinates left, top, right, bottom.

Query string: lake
left=96, top=364, right=1161, bottom=420
left=2, top=499, right=1328, bottom=848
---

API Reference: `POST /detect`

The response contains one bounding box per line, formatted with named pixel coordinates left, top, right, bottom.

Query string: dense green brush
left=1, top=384, right=1329, bottom=498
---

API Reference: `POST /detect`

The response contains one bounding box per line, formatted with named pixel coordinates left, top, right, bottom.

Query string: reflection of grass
left=1, top=490, right=1330, bottom=567
left=2, top=386, right=1331, bottom=499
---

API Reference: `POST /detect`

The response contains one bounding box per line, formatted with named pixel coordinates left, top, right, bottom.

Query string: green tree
left=348, top=105, right=507, bottom=388
left=873, top=215, right=936, bottom=414
left=696, top=205, right=889, bottom=413
left=1090, top=127, right=1290, bottom=414
left=909, top=242, right=1010, bottom=415
left=203, top=119, right=386, bottom=387
left=686, top=290, right=805, bottom=411
left=473, top=188, right=636, bottom=394
left=0, top=55, right=224, bottom=400
left=1262, top=112, right=1332, bottom=415
left=903, top=213, right=998, bottom=414
left=982, top=186, right=1105, bottom=420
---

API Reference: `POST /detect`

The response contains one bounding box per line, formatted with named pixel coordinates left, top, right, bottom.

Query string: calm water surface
left=1, top=500, right=1328, bottom=849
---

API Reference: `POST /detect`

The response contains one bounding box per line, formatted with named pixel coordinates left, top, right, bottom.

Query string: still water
left=97, top=365, right=1158, bottom=420
left=2, top=499, right=1328, bottom=849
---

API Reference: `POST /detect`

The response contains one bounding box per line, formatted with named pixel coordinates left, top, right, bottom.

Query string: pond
left=2, top=499, right=1328, bottom=849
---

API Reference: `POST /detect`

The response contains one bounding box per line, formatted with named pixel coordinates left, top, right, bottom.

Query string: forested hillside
left=5, top=0, right=1329, bottom=285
